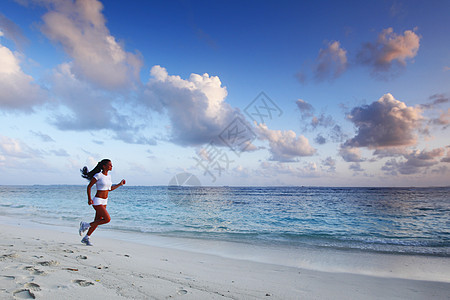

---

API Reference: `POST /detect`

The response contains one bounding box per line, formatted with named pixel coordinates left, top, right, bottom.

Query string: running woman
left=79, top=159, right=126, bottom=246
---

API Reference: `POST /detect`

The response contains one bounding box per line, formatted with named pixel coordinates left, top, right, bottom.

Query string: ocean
left=1, top=185, right=449, bottom=258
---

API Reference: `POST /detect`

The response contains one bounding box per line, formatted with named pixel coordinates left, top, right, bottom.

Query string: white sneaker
left=79, top=221, right=90, bottom=236
left=81, top=235, right=93, bottom=246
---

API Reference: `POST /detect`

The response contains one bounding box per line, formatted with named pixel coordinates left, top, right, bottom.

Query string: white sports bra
left=93, top=172, right=112, bottom=191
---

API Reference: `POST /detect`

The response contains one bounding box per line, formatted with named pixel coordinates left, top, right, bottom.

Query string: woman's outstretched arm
left=110, top=179, right=126, bottom=191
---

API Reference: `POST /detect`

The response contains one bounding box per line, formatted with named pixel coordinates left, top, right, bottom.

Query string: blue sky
left=1, top=0, right=449, bottom=186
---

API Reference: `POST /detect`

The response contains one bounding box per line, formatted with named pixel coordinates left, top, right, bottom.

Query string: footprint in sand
left=23, top=266, right=46, bottom=276
left=73, top=279, right=94, bottom=287
left=37, top=260, right=59, bottom=266
left=24, top=283, right=41, bottom=292
left=177, top=288, right=188, bottom=295
left=12, top=289, right=36, bottom=299
left=0, top=253, right=19, bottom=260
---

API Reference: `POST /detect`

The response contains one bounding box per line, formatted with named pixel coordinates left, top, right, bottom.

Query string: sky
left=0, top=0, right=449, bottom=187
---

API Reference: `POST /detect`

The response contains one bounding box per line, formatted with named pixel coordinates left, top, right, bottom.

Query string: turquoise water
left=1, top=185, right=449, bottom=256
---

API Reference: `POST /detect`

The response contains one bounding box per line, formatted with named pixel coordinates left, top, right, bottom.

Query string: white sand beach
left=1, top=220, right=449, bottom=300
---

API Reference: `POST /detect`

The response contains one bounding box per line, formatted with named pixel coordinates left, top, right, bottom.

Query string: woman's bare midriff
left=95, top=190, right=109, bottom=199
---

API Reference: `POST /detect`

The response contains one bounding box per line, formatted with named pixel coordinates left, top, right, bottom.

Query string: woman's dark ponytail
left=80, top=159, right=111, bottom=181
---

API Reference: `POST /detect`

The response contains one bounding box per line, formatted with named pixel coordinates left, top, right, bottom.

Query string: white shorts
left=93, top=197, right=108, bottom=206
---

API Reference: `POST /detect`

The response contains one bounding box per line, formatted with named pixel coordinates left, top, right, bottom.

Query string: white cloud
left=141, top=65, right=245, bottom=146
left=231, top=165, right=251, bottom=178
left=358, top=27, right=420, bottom=72
left=0, top=135, right=41, bottom=159
left=50, top=63, right=125, bottom=130
left=0, top=43, right=47, bottom=111
left=345, top=93, right=423, bottom=149
left=256, top=123, right=316, bottom=162
left=260, top=161, right=322, bottom=178
left=49, top=63, right=154, bottom=145
left=37, top=0, right=142, bottom=89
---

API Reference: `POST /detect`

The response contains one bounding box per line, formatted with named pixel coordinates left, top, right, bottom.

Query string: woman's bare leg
left=87, top=205, right=111, bottom=236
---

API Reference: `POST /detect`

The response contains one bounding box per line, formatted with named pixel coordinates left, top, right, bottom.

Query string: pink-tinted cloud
left=339, top=146, right=364, bottom=162
left=358, top=27, right=420, bottom=72
left=345, top=93, right=423, bottom=149
left=432, top=108, right=450, bottom=127
left=0, top=135, right=42, bottom=159
left=314, top=41, right=348, bottom=80
left=382, top=148, right=445, bottom=175
left=441, top=148, right=450, bottom=163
